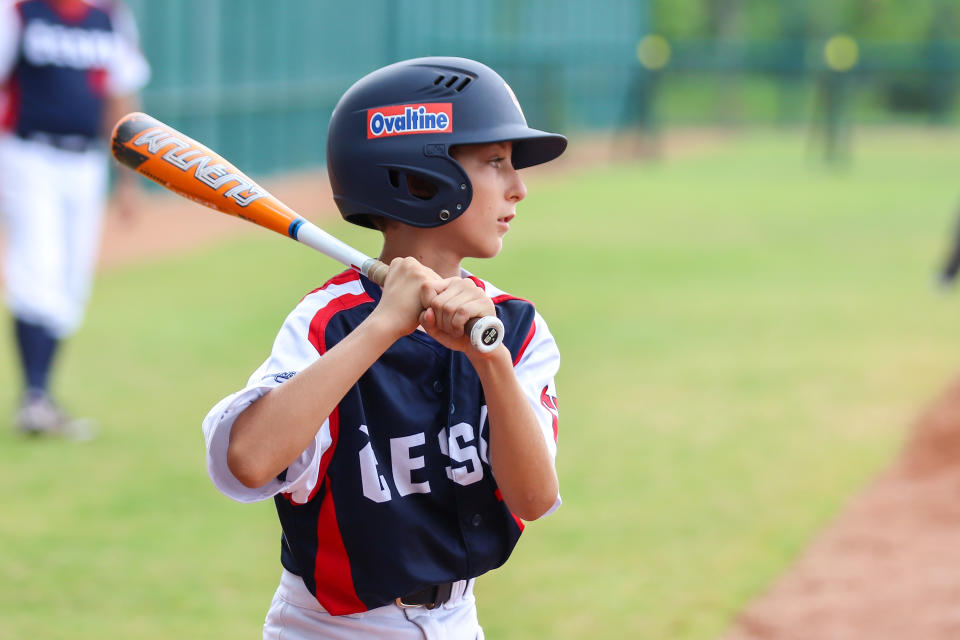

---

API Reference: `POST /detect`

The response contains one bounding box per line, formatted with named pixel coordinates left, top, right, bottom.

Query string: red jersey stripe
left=313, top=477, right=367, bottom=615
left=513, top=319, right=537, bottom=366
left=307, top=272, right=374, bottom=355
left=301, top=271, right=372, bottom=611
left=313, top=407, right=340, bottom=500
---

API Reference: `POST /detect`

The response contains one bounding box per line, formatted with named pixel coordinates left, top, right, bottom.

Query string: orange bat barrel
left=110, top=112, right=296, bottom=237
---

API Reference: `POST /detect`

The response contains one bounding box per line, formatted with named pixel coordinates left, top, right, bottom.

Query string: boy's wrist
left=363, top=311, right=410, bottom=345
left=466, top=343, right=511, bottom=370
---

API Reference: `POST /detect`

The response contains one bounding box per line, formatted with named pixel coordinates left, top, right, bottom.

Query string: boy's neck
left=379, top=229, right=463, bottom=280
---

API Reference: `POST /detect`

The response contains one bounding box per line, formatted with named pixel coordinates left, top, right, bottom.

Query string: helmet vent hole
left=429, top=74, right=473, bottom=94
left=388, top=170, right=400, bottom=189
left=406, top=173, right=438, bottom=200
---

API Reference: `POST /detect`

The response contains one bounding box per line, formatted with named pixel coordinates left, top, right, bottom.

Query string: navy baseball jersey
left=203, top=270, right=561, bottom=615
left=0, top=0, right=149, bottom=140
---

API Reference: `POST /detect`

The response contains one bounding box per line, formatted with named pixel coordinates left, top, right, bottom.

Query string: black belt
left=15, top=130, right=100, bottom=153
left=396, top=582, right=454, bottom=610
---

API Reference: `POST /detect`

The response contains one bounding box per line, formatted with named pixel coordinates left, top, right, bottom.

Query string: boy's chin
left=475, top=243, right=503, bottom=260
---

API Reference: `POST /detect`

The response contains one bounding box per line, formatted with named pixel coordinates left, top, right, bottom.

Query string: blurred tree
left=776, top=0, right=810, bottom=123
left=709, top=0, right=742, bottom=123
left=924, top=0, right=959, bottom=123
left=849, top=0, right=933, bottom=39
left=652, top=0, right=954, bottom=41
left=651, top=0, right=708, bottom=39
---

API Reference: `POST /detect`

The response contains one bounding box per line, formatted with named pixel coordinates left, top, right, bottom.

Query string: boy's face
left=444, top=141, right=527, bottom=259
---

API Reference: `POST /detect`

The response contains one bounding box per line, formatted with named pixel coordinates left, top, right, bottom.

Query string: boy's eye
left=490, top=156, right=504, bottom=166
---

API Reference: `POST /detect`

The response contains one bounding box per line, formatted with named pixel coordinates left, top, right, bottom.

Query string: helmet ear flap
left=376, top=159, right=472, bottom=226
left=387, top=168, right=439, bottom=201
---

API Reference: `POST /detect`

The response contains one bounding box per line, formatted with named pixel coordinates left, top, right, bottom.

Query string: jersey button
left=449, top=402, right=456, bottom=415
left=471, top=514, right=482, bottom=527
left=433, top=380, right=443, bottom=393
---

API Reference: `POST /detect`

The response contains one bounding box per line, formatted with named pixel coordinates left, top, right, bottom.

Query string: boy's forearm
left=227, top=315, right=400, bottom=488
left=468, top=347, right=559, bottom=521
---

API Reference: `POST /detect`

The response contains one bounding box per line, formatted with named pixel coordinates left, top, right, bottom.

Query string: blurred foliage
left=652, top=0, right=960, bottom=40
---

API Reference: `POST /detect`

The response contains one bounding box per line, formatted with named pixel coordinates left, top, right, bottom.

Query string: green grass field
left=2, top=127, right=959, bottom=639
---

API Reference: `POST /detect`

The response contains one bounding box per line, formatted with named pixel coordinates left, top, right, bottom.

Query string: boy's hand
left=370, top=257, right=440, bottom=339
left=419, top=277, right=497, bottom=353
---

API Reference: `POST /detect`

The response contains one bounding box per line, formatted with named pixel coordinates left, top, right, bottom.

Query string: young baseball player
left=202, top=57, right=565, bottom=639
left=0, top=0, right=150, bottom=438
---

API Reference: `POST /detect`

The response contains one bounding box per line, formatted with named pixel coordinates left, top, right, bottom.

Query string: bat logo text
left=130, top=128, right=266, bottom=207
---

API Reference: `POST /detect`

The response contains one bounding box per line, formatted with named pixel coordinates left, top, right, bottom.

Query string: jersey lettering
left=390, top=433, right=430, bottom=497
left=439, top=422, right=483, bottom=486
left=478, top=405, right=490, bottom=464
left=540, top=387, right=560, bottom=441
left=358, top=426, right=392, bottom=503
left=359, top=419, right=490, bottom=503
left=23, top=20, right=116, bottom=69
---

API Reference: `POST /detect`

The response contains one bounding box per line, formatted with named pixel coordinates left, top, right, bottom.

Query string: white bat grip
left=295, top=220, right=505, bottom=352
left=468, top=315, right=506, bottom=353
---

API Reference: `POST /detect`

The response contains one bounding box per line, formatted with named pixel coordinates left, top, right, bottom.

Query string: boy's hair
left=326, top=56, right=566, bottom=231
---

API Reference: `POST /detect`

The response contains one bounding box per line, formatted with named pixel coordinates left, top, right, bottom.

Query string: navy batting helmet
left=326, top=57, right=567, bottom=229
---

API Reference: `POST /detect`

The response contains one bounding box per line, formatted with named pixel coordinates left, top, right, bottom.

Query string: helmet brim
left=454, top=125, right=567, bottom=170
left=514, top=131, right=568, bottom=170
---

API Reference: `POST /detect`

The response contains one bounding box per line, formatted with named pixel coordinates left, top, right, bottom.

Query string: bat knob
left=468, top=316, right=505, bottom=353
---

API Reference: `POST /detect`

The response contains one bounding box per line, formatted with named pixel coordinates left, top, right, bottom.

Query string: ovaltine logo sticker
left=367, top=103, right=453, bottom=139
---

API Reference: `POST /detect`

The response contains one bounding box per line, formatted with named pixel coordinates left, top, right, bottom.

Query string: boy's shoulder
left=298, top=269, right=369, bottom=303
left=284, top=270, right=373, bottom=328
left=282, top=270, right=375, bottom=355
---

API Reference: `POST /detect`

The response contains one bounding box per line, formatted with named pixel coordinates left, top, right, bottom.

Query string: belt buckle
left=395, top=584, right=447, bottom=610
left=396, top=596, right=438, bottom=610
left=395, top=594, right=422, bottom=609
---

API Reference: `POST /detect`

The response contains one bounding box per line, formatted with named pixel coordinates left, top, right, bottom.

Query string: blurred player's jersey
left=0, top=0, right=149, bottom=144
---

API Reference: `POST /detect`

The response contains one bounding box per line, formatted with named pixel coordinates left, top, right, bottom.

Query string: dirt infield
left=97, top=168, right=335, bottom=269
left=723, top=376, right=960, bottom=640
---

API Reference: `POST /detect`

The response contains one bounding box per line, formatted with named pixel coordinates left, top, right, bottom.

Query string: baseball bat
left=110, top=112, right=504, bottom=352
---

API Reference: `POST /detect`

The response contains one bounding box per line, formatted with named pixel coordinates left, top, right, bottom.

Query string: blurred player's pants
left=0, top=135, right=108, bottom=337
left=263, top=569, right=484, bottom=640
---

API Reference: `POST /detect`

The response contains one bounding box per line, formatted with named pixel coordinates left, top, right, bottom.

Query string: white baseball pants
left=0, top=134, right=108, bottom=337
left=263, top=569, right=485, bottom=640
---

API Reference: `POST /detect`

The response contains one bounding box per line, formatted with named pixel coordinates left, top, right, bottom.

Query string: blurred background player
left=0, top=0, right=149, bottom=437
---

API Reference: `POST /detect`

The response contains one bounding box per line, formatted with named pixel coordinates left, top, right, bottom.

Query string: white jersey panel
left=513, top=312, right=561, bottom=456
left=203, top=284, right=359, bottom=504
